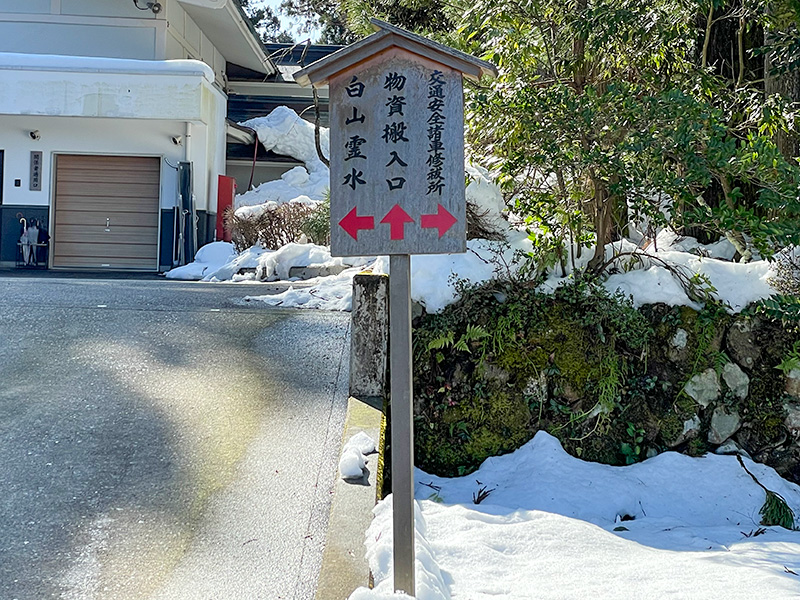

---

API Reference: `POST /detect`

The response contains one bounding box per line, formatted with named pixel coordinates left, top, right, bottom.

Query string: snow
left=165, top=241, right=237, bottom=281
left=235, top=107, right=330, bottom=214
left=339, top=448, right=367, bottom=480
left=253, top=242, right=369, bottom=281
left=601, top=248, right=774, bottom=312
left=351, top=432, right=800, bottom=599
left=347, top=431, right=377, bottom=455
left=409, top=233, right=532, bottom=314
left=0, top=52, right=215, bottom=82
left=176, top=234, right=781, bottom=314
left=464, top=163, right=507, bottom=234
left=202, top=245, right=272, bottom=282
left=243, top=266, right=361, bottom=311
left=339, top=432, right=376, bottom=481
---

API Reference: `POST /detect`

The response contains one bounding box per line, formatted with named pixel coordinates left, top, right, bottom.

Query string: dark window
left=0, top=150, right=4, bottom=204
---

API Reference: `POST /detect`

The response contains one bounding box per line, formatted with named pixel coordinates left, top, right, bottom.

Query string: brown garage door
left=53, top=155, right=160, bottom=270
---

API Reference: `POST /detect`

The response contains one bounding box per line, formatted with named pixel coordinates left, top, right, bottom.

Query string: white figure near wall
left=19, top=219, right=40, bottom=266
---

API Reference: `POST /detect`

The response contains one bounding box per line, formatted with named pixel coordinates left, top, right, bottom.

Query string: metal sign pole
left=389, top=253, right=415, bottom=595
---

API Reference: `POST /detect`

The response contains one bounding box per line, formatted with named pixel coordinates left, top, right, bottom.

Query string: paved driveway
left=0, top=276, right=350, bottom=600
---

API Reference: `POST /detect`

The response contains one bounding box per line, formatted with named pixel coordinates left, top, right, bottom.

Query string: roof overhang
left=177, top=0, right=277, bottom=76
left=226, top=119, right=256, bottom=145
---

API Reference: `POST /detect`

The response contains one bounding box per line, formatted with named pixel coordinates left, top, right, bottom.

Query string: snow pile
left=244, top=267, right=360, bottom=312
left=533, top=234, right=778, bottom=313
left=235, top=107, right=330, bottom=217
left=251, top=242, right=370, bottom=281
left=351, top=432, right=800, bottom=599
left=409, top=232, right=532, bottom=313
left=165, top=241, right=237, bottom=280
left=339, top=432, right=377, bottom=481
left=654, top=229, right=737, bottom=260
left=236, top=243, right=371, bottom=309
left=465, top=163, right=508, bottom=235
left=236, top=244, right=372, bottom=310
left=603, top=249, right=774, bottom=312
left=165, top=243, right=272, bottom=282
left=358, top=498, right=452, bottom=600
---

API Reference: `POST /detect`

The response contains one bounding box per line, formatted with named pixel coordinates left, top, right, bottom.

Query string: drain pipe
left=248, top=129, right=259, bottom=192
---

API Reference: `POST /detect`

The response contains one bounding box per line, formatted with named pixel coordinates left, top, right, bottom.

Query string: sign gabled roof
left=293, top=18, right=497, bottom=88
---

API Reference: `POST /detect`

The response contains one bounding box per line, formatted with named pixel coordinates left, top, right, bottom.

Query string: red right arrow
left=421, top=204, right=457, bottom=238
left=339, top=207, right=375, bottom=240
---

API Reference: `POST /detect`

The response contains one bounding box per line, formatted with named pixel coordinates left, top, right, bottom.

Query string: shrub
left=769, top=249, right=800, bottom=297
left=223, top=203, right=318, bottom=251
left=300, top=196, right=331, bottom=246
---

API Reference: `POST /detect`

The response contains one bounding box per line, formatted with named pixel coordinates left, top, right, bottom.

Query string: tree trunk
left=765, top=30, right=800, bottom=160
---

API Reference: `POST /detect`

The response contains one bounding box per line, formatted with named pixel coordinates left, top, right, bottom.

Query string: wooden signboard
left=295, top=20, right=497, bottom=597
left=328, top=52, right=465, bottom=256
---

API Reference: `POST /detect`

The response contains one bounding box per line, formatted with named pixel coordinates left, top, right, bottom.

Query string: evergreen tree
left=239, top=0, right=294, bottom=43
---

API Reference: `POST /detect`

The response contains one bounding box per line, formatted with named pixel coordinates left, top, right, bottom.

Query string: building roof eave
left=178, top=0, right=278, bottom=76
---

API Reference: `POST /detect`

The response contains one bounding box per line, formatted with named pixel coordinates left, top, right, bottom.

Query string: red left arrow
left=339, top=207, right=375, bottom=240
left=421, top=204, right=458, bottom=238
left=380, top=204, right=414, bottom=240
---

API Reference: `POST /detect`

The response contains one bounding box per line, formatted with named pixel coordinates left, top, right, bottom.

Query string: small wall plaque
left=29, top=151, right=43, bottom=191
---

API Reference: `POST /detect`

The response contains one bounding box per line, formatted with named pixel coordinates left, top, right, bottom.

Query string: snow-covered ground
left=170, top=231, right=781, bottom=315
left=350, top=432, right=800, bottom=599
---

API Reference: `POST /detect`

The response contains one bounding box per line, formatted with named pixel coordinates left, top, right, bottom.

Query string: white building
left=0, top=0, right=277, bottom=271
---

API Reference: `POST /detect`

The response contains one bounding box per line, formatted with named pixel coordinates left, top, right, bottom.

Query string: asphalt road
left=0, top=275, right=351, bottom=600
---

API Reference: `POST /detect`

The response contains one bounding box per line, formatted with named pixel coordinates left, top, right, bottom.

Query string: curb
left=315, top=396, right=384, bottom=599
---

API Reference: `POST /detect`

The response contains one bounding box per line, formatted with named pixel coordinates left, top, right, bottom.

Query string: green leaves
left=621, top=422, right=645, bottom=464
left=426, top=325, right=490, bottom=354
left=460, top=0, right=800, bottom=269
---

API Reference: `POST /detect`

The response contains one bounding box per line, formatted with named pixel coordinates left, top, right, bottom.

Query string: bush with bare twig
left=224, top=203, right=319, bottom=251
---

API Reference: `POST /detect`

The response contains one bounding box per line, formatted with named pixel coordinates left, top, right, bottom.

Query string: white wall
left=0, top=0, right=228, bottom=86
left=164, top=0, right=226, bottom=85
left=0, top=22, right=159, bottom=59
left=60, top=0, right=157, bottom=18
left=0, top=115, right=184, bottom=211
left=0, top=116, right=225, bottom=215
left=0, top=0, right=164, bottom=60
left=0, top=0, right=51, bottom=13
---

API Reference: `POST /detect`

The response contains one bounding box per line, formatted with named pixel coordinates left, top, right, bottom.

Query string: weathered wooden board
left=329, top=50, right=466, bottom=257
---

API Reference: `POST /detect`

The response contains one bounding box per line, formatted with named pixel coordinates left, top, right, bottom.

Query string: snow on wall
left=0, top=53, right=219, bottom=123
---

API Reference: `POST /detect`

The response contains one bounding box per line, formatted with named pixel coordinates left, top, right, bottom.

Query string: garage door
left=53, top=155, right=160, bottom=270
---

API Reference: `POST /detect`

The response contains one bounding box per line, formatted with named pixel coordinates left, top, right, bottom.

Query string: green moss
left=687, top=437, right=708, bottom=457
left=659, top=411, right=686, bottom=444
left=410, top=277, right=797, bottom=480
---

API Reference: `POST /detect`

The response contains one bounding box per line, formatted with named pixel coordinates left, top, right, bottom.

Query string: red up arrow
left=380, top=204, right=414, bottom=240
left=339, top=207, right=375, bottom=240
left=421, top=204, right=457, bottom=238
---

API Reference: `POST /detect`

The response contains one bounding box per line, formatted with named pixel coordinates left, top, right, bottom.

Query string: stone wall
left=409, top=284, right=800, bottom=482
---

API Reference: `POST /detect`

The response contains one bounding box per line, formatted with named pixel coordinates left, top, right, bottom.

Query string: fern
left=776, top=340, right=800, bottom=374
left=427, top=331, right=455, bottom=351
left=429, top=325, right=489, bottom=354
